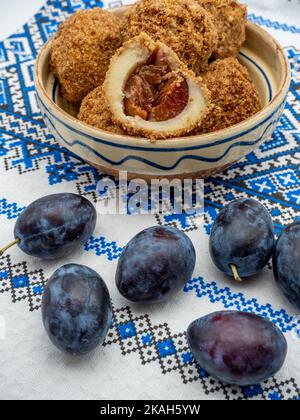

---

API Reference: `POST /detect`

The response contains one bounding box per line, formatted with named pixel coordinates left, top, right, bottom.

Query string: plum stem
left=0, top=238, right=20, bottom=256
left=230, top=264, right=243, bottom=283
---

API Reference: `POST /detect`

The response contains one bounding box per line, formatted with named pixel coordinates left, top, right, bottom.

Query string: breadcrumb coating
left=78, top=86, right=126, bottom=135
left=199, top=0, right=247, bottom=58
left=50, top=8, right=122, bottom=104
left=121, top=0, right=217, bottom=74
left=194, top=57, right=261, bottom=134
left=51, top=4, right=261, bottom=140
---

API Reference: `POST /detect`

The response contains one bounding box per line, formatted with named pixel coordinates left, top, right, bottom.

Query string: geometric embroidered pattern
left=0, top=198, right=25, bottom=220
left=104, top=306, right=300, bottom=400
left=0, top=250, right=299, bottom=400
left=248, top=13, right=300, bottom=34
left=0, top=254, right=45, bottom=312
left=184, top=277, right=300, bottom=334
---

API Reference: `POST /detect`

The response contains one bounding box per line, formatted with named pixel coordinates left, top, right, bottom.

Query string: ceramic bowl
left=34, top=6, right=291, bottom=180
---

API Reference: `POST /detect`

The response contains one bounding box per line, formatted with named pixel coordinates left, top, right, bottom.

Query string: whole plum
left=209, top=198, right=275, bottom=280
left=273, top=221, right=300, bottom=310
left=187, top=311, right=287, bottom=386
left=116, top=226, right=196, bottom=303
left=42, top=264, right=112, bottom=355
left=14, top=193, right=96, bottom=259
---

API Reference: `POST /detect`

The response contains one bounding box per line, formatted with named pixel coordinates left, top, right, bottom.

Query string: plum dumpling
left=102, top=33, right=210, bottom=140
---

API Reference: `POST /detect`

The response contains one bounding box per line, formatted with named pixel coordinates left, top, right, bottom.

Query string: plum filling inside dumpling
left=104, top=33, right=210, bottom=139
left=124, top=47, right=189, bottom=122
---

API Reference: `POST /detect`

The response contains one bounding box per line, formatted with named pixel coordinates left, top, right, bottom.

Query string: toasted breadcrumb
left=51, top=4, right=262, bottom=139
left=50, top=8, right=122, bottom=104
left=199, top=0, right=247, bottom=58
left=78, top=86, right=126, bottom=135
left=121, top=0, right=217, bottom=74
left=194, top=57, right=261, bottom=134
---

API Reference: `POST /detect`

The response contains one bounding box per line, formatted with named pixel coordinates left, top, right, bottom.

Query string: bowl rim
left=34, top=11, right=291, bottom=149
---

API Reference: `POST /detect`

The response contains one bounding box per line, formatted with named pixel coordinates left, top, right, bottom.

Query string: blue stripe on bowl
left=49, top=52, right=275, bottom=153
left=239, top=51, right=273, bottom=101
left=41, top=87, right=286, bottom=153
left=41, top=106, right=281, bottom=169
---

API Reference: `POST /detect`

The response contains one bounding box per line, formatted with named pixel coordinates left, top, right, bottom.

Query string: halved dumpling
left=103, top=33, right=210, bottom=140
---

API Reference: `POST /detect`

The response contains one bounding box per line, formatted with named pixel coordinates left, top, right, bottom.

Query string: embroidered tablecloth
left=0, top=0, right=299, bottom=400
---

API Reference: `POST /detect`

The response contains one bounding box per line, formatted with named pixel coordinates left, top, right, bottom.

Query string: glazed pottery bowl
left=34, top=6, right=291, bottom=180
